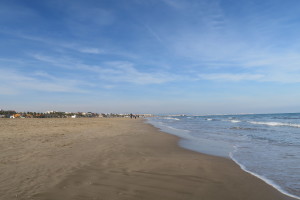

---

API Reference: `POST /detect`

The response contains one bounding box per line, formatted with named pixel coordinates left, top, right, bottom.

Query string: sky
left=1, top=0, right=300, bottom=114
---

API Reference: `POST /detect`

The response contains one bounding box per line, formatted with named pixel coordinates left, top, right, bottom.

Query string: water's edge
left=145, top=118, right=300, bottom=200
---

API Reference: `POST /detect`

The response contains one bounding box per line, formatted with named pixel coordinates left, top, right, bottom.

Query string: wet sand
left=0, top=118, right=295, bottom=200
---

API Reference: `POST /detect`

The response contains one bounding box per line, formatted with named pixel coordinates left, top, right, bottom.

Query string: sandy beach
left=0, top=118, right=295, bottom=200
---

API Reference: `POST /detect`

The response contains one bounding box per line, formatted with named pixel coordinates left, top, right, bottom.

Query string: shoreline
left=229, top=153, right=300, bottom=200
left=0, top=118, right=296, bottom=200
left=146, top=118, right=300, bottom=200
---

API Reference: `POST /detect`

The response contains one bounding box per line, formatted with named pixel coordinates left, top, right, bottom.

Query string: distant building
left=45, top=111, right=57, bottom=114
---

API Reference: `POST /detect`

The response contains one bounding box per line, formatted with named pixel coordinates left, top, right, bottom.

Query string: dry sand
left=0, top=118, right=296, bottom=200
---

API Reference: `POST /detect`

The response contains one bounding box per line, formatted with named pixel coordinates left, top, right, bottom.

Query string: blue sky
left=1, top=0, right=300, bottom=114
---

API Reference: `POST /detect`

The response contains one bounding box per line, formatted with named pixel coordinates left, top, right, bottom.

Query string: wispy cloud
left=77, top=48, right=104, bottom=54
left=31, top=54, right=178, bottom=85
left=99, top=61, right=178, bottom=84
left=0, top=69, right=88, bottom=95
left=30, top=51, right=300, bottom=85
left=5, top=31, right=140, bottom=60
left=0, top=30, right=106, bottom=55
left=144, top=24, right=164, bottom=44
left=154, top=0, right=300, bottom=85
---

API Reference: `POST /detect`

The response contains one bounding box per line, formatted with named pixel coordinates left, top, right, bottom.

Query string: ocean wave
left=249, top=121, right=300, bottom=128
left=162, top=117, right=180, bottom=121
left=222, top=119, right=241, bottom=123
left=146, top=119, right=190, bottom=136
left=163, top=125, right=190, bottom=133
left=230, top=120, right=241, bottom=123
left=205, top=118, right=220, bottom=121
left=249, top=135, right=278, bottom=144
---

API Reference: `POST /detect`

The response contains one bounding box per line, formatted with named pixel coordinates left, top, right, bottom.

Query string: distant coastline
left=0, top=109, right=153, bottom=119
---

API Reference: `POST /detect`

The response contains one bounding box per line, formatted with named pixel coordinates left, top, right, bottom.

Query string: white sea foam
left=249, top=121, right=300, bottom=128
left=229, top=150, right=300, bottom=200
left=148, top=119, right=190, bottom=135
left=230, top=120, right=241, bottom=123
left=206, top=118, right=213, bottom=121
left=163, top=117, right=180, bottom=121
left=222, top=119, right=241, bottom=123
left=163, top=125, right=190, bottom=133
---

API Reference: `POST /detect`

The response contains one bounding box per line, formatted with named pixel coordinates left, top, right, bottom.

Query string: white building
left=45, top=111, right=57, bottom=114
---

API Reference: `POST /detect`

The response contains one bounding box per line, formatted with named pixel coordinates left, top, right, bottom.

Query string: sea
left=147, top=113, right=300, bottom=199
